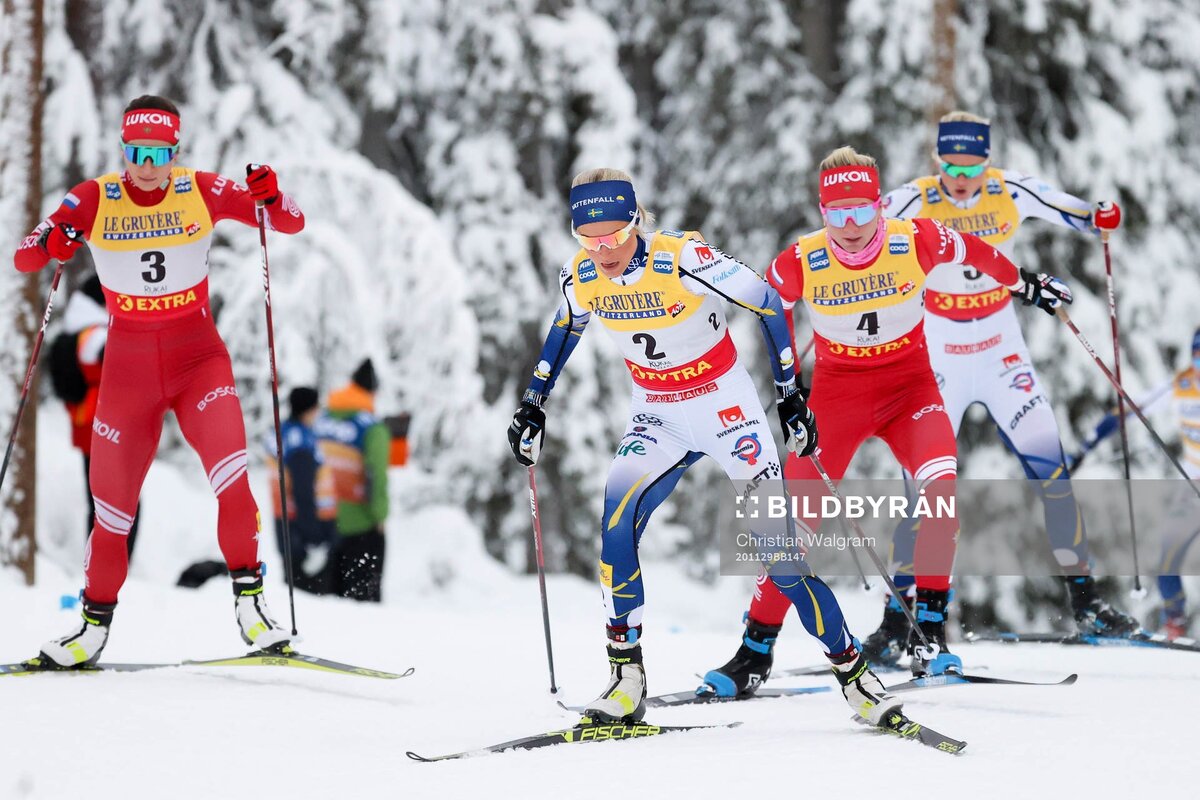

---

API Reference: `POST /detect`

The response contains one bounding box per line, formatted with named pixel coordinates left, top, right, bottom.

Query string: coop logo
left=807, top=248, right=830, bottom=272
left=92, top=418, right=121, bottom=444
left=197, top=385, right=239, bottom=412
left=888, top=235, right=910, bottom=255
left=105, top=182, right=122, bottom=200
left=986, top=178, right=1003, bottom=195
left=578, top=259, right=598, bottom=284
left=732, top=433, right=762, bottom=466
left=652, top=251, right=674, bottom=274
left=925, top=186, right=942, bottom=204
left=1008, top=371, right=1035, bottom=393
left=173, top=174, right=193, bottom=194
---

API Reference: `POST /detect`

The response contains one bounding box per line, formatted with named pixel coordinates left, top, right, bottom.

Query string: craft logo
left=1002, top=353, right=1023, bottom=369
left=1009, top=371, right=1035, bottom=393
left=718, top=406, right=746, bottom=428
left=105, top=182, right=122, bottom=200
left=807, top=248, right=830, bottom=272
left=888, top=234, right=910, bottom=255
left=578, top=259, right=598, bottom=284
left=694, top=245, right=715, bottom=262
left=652, top=251, right=674, bottom=274
left=732, top=433, right=762, bottom=466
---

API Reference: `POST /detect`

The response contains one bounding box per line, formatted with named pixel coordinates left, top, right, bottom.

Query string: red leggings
left=83, top=309, right=260, bottom=603
left=749, top=348, right=959, bottom=626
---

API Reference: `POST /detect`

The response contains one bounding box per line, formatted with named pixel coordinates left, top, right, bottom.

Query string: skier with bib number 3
left=507, top=168, right=902, bottom=729
left=13, top=95, right=305, bottom=667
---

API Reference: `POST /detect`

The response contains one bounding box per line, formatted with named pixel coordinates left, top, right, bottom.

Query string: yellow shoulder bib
left=571, top=229, right=707, bottom=332
left=914, top=168, right=1020, bottom=246
left=89, top=168, right=215, bottom=252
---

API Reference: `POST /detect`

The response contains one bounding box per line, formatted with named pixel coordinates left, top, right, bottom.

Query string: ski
left=0, top=649, right=413, bottom=680
left=774, top=662, right=906, bottom=679
left=406, top=719, right=741, bottom=762
left=557, top=685, right=829, bottom=712
left=967, top=630, right=1200, bottom=654
left=887, top=672, right=1077, bottom=692
left=853, top=711, right=967, bottom=754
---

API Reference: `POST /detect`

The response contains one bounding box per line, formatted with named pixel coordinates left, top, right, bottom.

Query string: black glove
left=776, top=387, right=817, bottom=457
left=1013, top=267, right=1072, bottom=316
left=507, top=401, right=546, bottom=467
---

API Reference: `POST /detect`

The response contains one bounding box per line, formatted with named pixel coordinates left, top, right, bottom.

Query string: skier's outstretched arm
left=14, top=180, right=99, bottom=272
left=195, top=169, right=305, bottom=234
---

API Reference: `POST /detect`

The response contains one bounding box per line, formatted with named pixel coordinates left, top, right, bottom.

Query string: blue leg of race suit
left=889, top=472, right=919, bottom=593
left=992, top=420, right=1091, bottom=574
left=1158, top=528, right=1200, bottom=619
left=600, top=449, right=702, bottom=630
left=767, top=571, right=852, bottom=653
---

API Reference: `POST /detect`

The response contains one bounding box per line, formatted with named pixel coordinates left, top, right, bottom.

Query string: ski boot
left=699, top=616, right=780, bottom=697
left=830, top=643, right=903, bottom=726
left=1065, top=576, right=1140, bottom=637
left=908, top=588, right=962, bottom=677
left=40, top=596, right=116, bottom=668
left=862, top=593, right=912, bottom=668
left=232, top=566, right=291, bottom=651
left=1163, top=613, right=1189, bottom=641
left=583, top=627, right=647, bottom=723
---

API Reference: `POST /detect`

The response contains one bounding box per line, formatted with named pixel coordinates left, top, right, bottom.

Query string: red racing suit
left=15, top=168, right=304, bottom=604
left=747, top=218, right=1021, bottom=624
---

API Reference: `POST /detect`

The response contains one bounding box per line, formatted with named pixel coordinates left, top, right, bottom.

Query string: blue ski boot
left=908, top=588, right=962, bottom=677
left=699, top=616, right=780, bottom=697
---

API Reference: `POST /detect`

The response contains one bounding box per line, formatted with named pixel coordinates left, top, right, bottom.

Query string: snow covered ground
left=4, top=410, right=1199, bottom=799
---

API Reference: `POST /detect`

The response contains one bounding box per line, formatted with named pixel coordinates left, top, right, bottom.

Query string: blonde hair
left=819, top=146, right=878, bottom=172
left=933, top=111, right=991, bottom=161
left=939, top=110, right=990, bottom=125
left=571, top=167, right=656, bottom=231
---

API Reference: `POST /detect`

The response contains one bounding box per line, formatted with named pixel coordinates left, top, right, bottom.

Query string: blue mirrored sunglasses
left=122, top=143, right=178, bottom=167
left=821, top=201, right=880, bottom=228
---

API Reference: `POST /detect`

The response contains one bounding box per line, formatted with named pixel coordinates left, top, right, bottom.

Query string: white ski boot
left=584, top=637, right=647, bottom=723
left=40, top=597, right=116, bottom=667
left=232, top=566, right=291, bottom=651
left=831, top=645, right=903, bottom=726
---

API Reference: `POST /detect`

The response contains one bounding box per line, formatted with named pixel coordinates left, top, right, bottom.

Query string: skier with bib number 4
left=507, top=167, right=901, bottom=729
left=13, top=95, right=305, bottom=667
left=858, top=111, right=1139, bottom=663
left=703, top=146, right=1073, bottom=692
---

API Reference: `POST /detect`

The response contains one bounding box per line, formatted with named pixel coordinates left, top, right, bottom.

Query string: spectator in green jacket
left=315, top=359, right=389, bottom=602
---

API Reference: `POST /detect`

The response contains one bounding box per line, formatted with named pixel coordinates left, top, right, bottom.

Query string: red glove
left=1092, top=201, right=1121, bottom=231
left=245, top=163, right=280, bottom=205
left=39, top=223, right=83, bottom=261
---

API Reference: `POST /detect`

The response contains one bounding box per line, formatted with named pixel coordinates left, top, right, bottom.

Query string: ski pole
left=0, top=258, right=66, bottom=495
left=254, top=193, right=298, bottom=637
left=807, top=453, right=933, bottom=650
left=1099, top=232, right=1143, bottom=592
left=1055, top=305, right=1200, bottom=499
left=527, top=466, right=559, bottom=694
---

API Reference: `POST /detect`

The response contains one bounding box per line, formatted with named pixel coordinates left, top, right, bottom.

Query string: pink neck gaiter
left=828, top=216, right=887, bottom=266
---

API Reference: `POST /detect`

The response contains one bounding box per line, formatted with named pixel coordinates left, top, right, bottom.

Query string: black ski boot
left=700, top=616, right=781, bottom=697
left=862, top=593, right=912, bottom=667
left=1065, top=576, right=1140, bottom=636
left=908, top=588, right=962, bottom=677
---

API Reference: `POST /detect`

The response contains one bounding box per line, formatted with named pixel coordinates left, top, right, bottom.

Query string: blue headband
left=569, top=180, right=637, bottom=229
left=937, top=121, right=990, bottom=158
left=1192, top=327, right=1200, bottom=353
